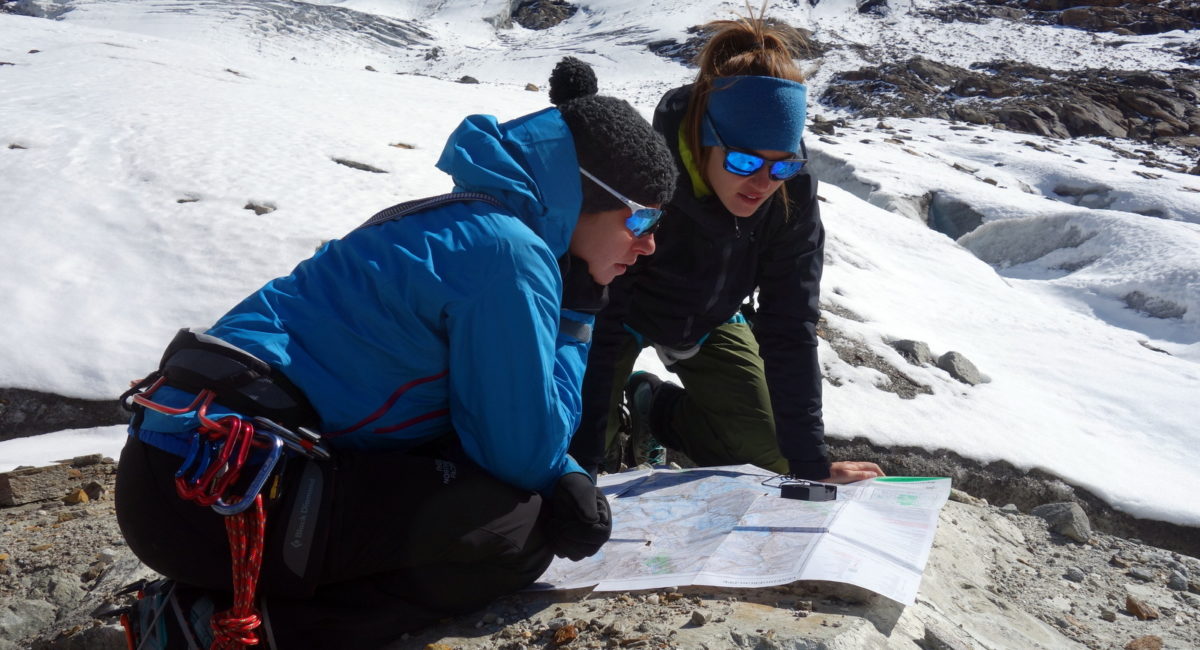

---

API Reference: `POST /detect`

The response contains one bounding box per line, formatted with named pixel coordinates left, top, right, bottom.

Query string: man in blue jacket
left=115, top=58, right=676, bottom=648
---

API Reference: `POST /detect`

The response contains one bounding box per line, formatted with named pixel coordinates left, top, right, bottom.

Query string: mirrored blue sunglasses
left=707, top=116, right=808, bottom=181
left=579, top=168, right=663, bottom=238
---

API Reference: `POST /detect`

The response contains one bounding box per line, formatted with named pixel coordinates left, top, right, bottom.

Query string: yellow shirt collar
left=678, top=125, right=712, bottom=198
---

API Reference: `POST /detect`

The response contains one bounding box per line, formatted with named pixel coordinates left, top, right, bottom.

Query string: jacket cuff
left=559, top=309, right=596, bottom=344
left=540, top=455, right=589, bottom=496
left=787, top=458, right=832, bottom=481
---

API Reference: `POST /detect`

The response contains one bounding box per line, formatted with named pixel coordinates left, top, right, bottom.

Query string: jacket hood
left=436, top=108, right=582, bottom=258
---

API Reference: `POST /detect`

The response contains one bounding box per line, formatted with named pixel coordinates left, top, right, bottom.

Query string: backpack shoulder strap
left=354, top=192, right=503, bottom=231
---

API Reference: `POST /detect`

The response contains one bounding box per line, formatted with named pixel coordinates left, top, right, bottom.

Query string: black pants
left=116, top=437, right=553, bottom=648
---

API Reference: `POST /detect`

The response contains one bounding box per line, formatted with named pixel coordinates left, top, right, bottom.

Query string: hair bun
left=548, top=56, right=598, bottom=106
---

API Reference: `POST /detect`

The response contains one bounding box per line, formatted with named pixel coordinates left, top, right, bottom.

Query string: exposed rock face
left=1125, top=290, right=1189, bottom=319
left=511, top=0, right=577, bottom=31
left=822, top=58, right=1200, bottom=155
left=857, top=0, right=889, bottom=15
left=925, top=0, right=1199, bottom=36
left=0, top=388, right=126, bottom=442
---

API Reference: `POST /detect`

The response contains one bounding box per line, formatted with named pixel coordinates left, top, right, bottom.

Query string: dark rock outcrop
left=822, top=57, right=1200, bottom=156
left=926, top=1, right=1198, bottom=37
left=511, top=0, right=577, bottom=31
left=857, top=0, right=889, bottom=16
left=0, top=388, right=125, bottom=442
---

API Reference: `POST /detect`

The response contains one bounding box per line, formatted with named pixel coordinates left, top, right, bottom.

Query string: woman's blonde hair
left=683, top=14, right=807, bottom=199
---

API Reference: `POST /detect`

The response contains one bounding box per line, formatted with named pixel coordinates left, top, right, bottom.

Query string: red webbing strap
left=211, top=495, right=266, bottom=649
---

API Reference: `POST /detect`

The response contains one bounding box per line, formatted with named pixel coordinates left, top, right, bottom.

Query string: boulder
left=1060, top=101, right=1128, bottom=138
left=922, top=620, right=974, bottom=650
left=0, top=599, right=57, bottom=647
left=907, top=57, right=961, bottom=87
left=936, top=351, right=986, bottom=385
left=0, top=464, right=71, bottom=506
left=1030, top=502, right=1092, bottom=543
left=1118, top=91, right=1189, bottom=127
left=1060, top=7, right=1108, bottom=30
left=891, top=340, right=934, bottom=365
left=995, top=107, right=1061, bottom=138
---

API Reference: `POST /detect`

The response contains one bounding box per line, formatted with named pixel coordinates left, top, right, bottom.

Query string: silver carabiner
left=211, top=434, right=284, bottom=516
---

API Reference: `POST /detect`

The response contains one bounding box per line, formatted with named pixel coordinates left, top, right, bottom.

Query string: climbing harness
left=126, top=375, right=327, bottom=649
left=119, top=330, right=330, bottom=650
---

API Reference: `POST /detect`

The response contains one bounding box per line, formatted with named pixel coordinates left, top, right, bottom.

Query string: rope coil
left=177, top=415, right=268, bottom=649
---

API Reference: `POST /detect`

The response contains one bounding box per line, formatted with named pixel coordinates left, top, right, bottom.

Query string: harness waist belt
left=158, top=328, right=319, bottom=429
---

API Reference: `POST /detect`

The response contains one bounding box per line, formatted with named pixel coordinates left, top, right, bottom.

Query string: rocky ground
left=3, top=449, right=1199, bottom=650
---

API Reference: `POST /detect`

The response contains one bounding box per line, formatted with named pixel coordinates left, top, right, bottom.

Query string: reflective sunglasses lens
left=723, top=151, right=764, bottom=176
left=769, top=159, right=805, bottom=180
left=625, top=208, right=662, bottom=237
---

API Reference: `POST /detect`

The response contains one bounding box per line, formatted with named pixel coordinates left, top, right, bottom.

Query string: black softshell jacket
left=574, top=84, right=831, bottom=479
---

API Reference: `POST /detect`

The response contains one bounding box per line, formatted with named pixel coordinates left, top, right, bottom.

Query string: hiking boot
left=623, top=371, right=667, bottom=467
left=116, top=578, right=275, bottom=649
left=114, top=578, right=216, bottom=649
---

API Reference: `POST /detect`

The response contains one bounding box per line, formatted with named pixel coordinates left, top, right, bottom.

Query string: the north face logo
left=434, top=459, right=457, bottom=484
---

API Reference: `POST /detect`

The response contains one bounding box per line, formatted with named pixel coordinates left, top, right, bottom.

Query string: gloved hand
left=558, top=253, right=608, bottom=315
left=545, top=472, right=612, bottom=561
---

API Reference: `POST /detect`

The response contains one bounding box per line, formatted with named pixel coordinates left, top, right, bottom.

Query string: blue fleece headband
left=701, top=76, right=808, bottom=154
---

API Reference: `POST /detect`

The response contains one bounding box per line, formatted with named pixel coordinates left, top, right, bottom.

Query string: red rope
left=170, top=415, right=268, bottom=649
left=210, top=495, right=266, bottom=649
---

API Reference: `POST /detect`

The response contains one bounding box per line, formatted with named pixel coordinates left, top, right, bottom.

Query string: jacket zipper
left=689, top=238, right=735, bottom=342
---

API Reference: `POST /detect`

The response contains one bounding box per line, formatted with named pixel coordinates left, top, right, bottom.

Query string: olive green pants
left=605, top=322, right=788, bottom=474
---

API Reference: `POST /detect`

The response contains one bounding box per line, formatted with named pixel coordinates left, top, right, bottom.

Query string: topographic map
left=535, top=465, right=951, bottom=605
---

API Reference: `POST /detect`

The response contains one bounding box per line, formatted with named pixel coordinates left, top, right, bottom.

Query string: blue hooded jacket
left=136, top=107, right=590, bottom=494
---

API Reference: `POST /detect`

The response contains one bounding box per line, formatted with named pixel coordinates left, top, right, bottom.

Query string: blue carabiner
left=211, top=434, right=284, bottom=516
left=173, top=431, right=208, bottom=484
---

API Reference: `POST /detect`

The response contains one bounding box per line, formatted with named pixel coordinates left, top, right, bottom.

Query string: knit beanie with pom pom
left=549, top=57, right=677, bottom=213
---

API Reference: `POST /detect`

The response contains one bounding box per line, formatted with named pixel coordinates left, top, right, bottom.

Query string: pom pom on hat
left=549, top=56, right=599, bottom=106
left=548, top=57, right=676, bottom=212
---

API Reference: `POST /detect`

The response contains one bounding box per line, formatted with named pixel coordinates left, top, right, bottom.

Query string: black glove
left=545, top=472, right=612, bottom=561
left=558, top=253, right=608, bottom=315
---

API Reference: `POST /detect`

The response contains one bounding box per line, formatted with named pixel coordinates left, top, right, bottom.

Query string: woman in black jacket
left=570, top=16, right=883, bottom=483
